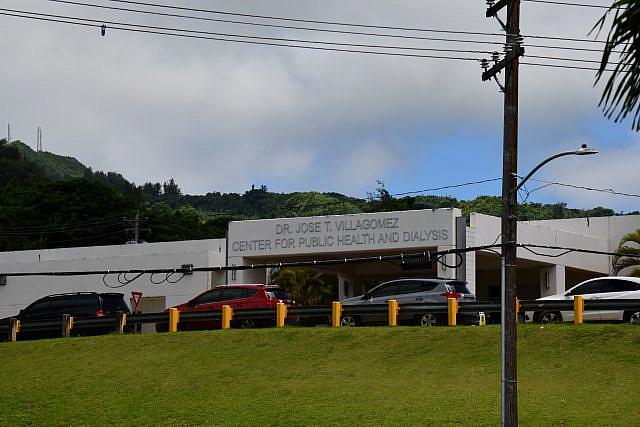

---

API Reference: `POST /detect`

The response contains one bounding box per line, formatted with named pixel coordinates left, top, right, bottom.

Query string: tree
left=593, top=1, right=640, bottom=131
left=142, top=182, right=162, bottom=198
left=163, top=178, right=181, bottom=197
left=612, top=229, right=640, bottom=276
left=270, top=268, right=337, bottom=306
left=366, top=180, right=395, bottom=212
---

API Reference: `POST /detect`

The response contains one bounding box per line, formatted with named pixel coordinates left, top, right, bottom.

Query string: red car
left=161, top=285, right=296, bottom=331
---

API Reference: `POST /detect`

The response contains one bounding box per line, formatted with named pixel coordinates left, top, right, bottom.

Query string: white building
left=0, top=209, right=638, bottom=318
left=0, top=239, right=226, bottom=318
left=227, top=209, right=640, bottom=301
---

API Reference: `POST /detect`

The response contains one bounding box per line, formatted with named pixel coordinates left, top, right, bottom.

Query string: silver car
left=340, top=278, right=477, bottom=326
left=529, top=276, right=640, bottom=324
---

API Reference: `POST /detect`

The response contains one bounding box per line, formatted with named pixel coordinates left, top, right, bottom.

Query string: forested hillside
left=0, top=138, right=628, bottom=252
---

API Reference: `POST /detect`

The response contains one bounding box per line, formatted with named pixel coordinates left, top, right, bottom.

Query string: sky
left=0, top=0, right=638, bottom=212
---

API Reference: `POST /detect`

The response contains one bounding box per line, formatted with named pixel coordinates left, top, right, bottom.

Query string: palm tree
left=593, top=1, right=640, bottom=131
left=612, top=229, right=640, bottom=276
left=270, top=268, right=337, bottom=305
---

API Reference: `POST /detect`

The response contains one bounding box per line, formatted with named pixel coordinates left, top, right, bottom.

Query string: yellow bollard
left=116, top=311, right=127, bottom=335
left=447, top=298, right=458, bottom=326
left=516, top=297, right=521, bottom=323
left=62, top=314, right=74, bottom=337
left=168, top=307, right=180, bottom=333
left=574, top=295, right=584, bottom=325
left=276, top=302, right=287, bottom=328
left=221, top=305, right=233, bottom=330
left=388, top=299, right=399, bottom=326
left=9, top=318, right=20, bottom=342
left=332, top=301, right=342, bottom=328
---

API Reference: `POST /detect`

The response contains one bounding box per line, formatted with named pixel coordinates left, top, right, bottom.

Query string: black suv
left=4, top=292, right=130, bottom=339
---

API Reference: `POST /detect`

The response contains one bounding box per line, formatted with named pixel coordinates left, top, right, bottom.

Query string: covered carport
left=473, top=251, right=603, bottom=301
left=235, top=247, right=443, bottom=299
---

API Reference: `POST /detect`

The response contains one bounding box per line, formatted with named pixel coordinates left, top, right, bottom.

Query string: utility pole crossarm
left=482, top=46, right=524, bottom=81
left=486, top=0, right=510, bottom=17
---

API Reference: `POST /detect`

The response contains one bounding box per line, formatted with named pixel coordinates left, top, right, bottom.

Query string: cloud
left=0, top=0, right=636, bottom=203
left=534, top=140, right=640, bottom=212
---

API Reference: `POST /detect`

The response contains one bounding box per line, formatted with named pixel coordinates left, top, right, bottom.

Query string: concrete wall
left=228, top=209, right=461, bottom=285
left=469, top=213, right=611, bottom=274
left=526, top=215, right=640, bottom=253
left=0, top=239, right=226, bottom=318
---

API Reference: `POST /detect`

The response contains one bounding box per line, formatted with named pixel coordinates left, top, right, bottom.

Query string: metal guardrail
left=3, top=299, right=640, bottom=342
left=127, top=312, right=169, bottom=324
left=519, top=299, right=640, bottom=311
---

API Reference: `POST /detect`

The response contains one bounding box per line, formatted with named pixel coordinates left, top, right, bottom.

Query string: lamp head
left=574, top=144, right=598, bottom=156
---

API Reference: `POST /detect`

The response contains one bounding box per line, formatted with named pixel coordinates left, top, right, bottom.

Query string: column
left=539, top=264, right=565, bottom=297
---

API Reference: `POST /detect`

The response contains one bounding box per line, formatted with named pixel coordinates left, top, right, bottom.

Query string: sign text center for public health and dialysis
left=231, top=216, right=449, bottom=253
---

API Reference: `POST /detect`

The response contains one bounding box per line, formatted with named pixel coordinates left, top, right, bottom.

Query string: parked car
left=157, top=284, right=296, bottom=331
left=340, top=278, right=478, bottom=326
left=2, top=292, right=130, bottom=340
left=529, top=276, right=640, bottom=324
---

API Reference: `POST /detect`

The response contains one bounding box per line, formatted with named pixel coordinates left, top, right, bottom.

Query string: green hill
left=1, top=325, right=638, bottom=425
left=11, top=140, right=89, bottom=180
left=0, top=138, right=630, bottom=252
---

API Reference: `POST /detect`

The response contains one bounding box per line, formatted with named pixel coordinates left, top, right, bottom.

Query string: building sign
left=228, top=209, right=458, bottom=258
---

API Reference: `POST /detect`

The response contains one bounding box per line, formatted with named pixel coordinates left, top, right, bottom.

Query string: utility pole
left=7, top=124, right=10, bottom=144
left=483, top=1, right=523, bottom=425
left=124, top=211, right=150, bottom=244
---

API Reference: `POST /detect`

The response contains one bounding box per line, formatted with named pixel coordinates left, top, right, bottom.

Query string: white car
left=529, top=276, right=640, bottom=324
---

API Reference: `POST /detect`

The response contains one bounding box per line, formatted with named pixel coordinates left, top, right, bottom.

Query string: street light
left=514, top=144, right=599, bottom=192
left=501, top=144, right=597, bottom=426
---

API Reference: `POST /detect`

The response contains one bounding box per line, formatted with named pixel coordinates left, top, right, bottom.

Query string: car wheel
left=418, top=313, right=439, bottom=327
left=340, top=316, right=357, bottom=327
left=539, top=311, right=562, bottom=324
left=624, top=311, right=640, bottom=324
left=239, top=319, right=257, bottom=329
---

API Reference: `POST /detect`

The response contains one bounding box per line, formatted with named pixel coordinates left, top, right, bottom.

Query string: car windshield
left=448, top=282, right=472, bottom=294
left=266, top=289, right=293, bottom=300
left=100, top=294, right=130, bottom=313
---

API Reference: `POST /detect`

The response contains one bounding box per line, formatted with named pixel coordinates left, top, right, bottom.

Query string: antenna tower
left=37, top=127, right=43, bottom=152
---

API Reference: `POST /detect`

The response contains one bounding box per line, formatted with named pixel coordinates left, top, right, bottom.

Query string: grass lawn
left=0, top=324, right=638, bottom=426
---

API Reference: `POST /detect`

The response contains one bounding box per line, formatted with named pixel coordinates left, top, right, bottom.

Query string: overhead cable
left=529, top=178, right=640, bottom=198
left=2, top=243, right=639, bottom=278
left=522, top=0, right=620, bottom=9
left=1, top=10, right=628, bottom=72
left=49, top=0, right=624, bottom=46
left=0, top=11, right=484, bottom=62
left=0, top=8, right=502, bottom=53
left=5, top=7, right=630, bottom=57
left=390, top=178, right=502, bottom=197
left=0, top=212, right=129, bottom=232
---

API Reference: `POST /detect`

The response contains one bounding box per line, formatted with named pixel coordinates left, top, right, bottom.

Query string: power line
left=45, top=229, right=126, bottom=244
left=105, top=0, right=624, bottom=44
left=0, top=212, right=130, bottom=232
left=1, top=10, right=627, bottom=72
left=0, top=11, right=485, bottom=62
left=51, top=0, right=507, bottom=39
left=522, top=0, right=617, bottom=9
left=525, top=54, right=601, bottom=64
left=102, top=0, right=512, bottom=35
left=6, top=6, right=630, bottom=59
left=390, top=178, right=502, bottom=197
left=529, top=178, right=640, bottom=198
left=0, top=8, right=504, bottom=53
left=0, top=220, right=125, bottom=236
left=50, top=0, right=623, bottom=46
left=2, top=242, right=638, bottom=278
left=521, top=61, right=608, bottom=71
